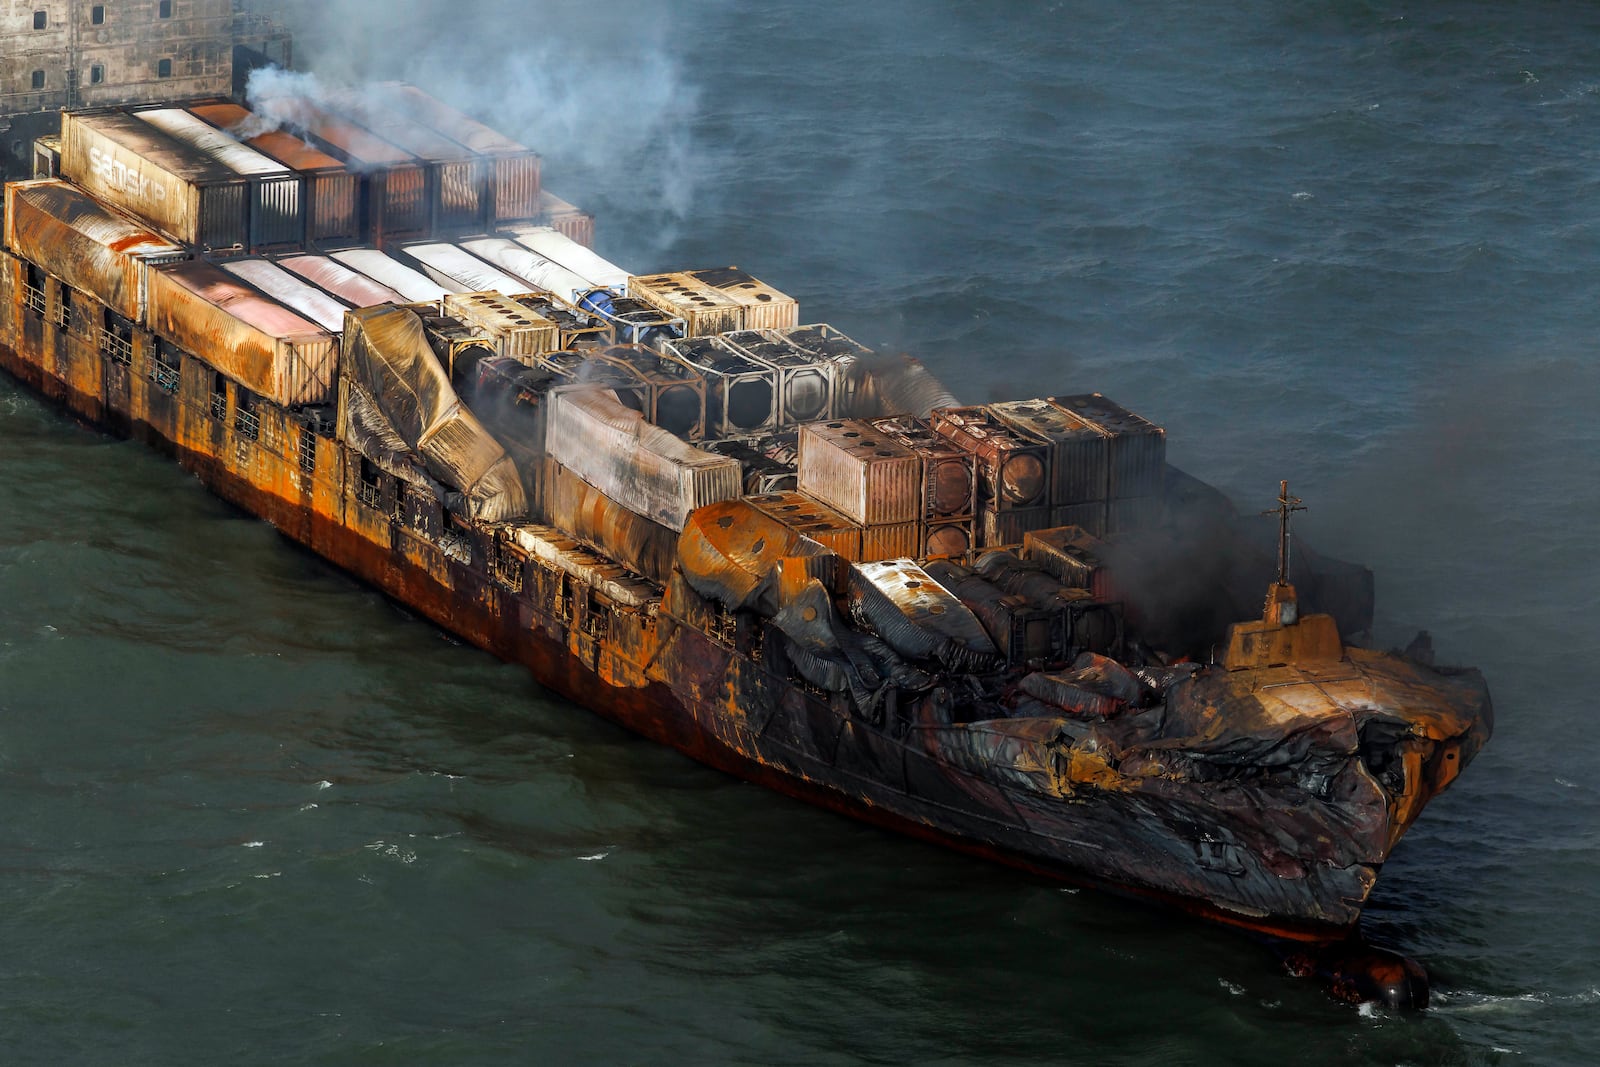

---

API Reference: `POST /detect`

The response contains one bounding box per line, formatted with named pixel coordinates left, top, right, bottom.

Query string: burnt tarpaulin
left=342, top=304, right=526, bottom=522
left=337, top=379, right=445, bottom=499
left=846, top=559, right=1000, bottom=672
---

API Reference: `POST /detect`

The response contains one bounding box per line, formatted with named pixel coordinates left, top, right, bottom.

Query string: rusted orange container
left=871, top=415, right=979, bottom=522
left=798, top=419, right=922, bottom=527
left=1049, top=393, right=1166, bottom=500
left=930, top=405, right=1051, bottom=512
left=746, top=491, right=862, bottom=561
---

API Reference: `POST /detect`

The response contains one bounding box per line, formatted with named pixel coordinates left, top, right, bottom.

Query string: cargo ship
left=0, top=84, right=1491, bottom=1006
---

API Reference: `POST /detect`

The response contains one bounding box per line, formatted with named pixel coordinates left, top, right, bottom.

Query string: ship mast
left=1264, top=479, right=1306, bottom=586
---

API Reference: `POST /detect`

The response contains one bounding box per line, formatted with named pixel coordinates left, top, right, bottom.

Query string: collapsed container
left=147, top=260, right=338, bottom=406
left=133, top=107, right=304, bottom=250
left=543, top=387, right=741, bottom=531
left=187, top=102, right=360, bottom=246
left=745, top=491, right=862, bottom=561
left=60, top=109, right=250, bottom=250
left=3, top=179, right=185, bottom=323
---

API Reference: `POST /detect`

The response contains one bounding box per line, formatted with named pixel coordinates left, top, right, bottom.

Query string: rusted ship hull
left=0, top=261, right=1489, bottom=942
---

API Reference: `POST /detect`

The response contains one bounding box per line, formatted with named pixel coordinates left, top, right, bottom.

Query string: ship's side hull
left=0, top=253, right=1376, bottom=942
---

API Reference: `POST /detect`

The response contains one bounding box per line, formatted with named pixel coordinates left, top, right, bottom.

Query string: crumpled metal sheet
left=545, top=462, right=678, bottom=586
left=846, top=558, right=999, bottom=672
left=342, top=304, right=526, bottom=522
left=676, top=499, right=837, bottom=615
left=1018, top=672, right=1125, bottom=719
left=337, top=379, right=444, bottom=498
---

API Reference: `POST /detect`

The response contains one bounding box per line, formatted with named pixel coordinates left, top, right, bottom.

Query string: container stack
left=537, top=191, right=594, bottom=249
left=988, top=397, right=1110, bottom=537
left=797, top=420, right=923, bottom=561
left=929, top=406, right=1052, bottom=547
left=589, top=344, right=708, bottom=441
left=1048, top=394, right=1166, bottom=535
left=720, top=329, right=836, bottom=426
left=660, top=335, right=780, bottom=439
left=871, top=415, right=979, bottom=560
left=507, top=292, right=610, bottom=350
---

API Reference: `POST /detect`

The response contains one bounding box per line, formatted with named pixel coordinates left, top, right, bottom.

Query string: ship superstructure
left=0, top=86, right=1492, bottom=995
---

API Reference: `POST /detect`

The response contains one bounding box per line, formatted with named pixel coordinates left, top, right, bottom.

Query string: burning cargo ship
left=0, top=83, right=1491, bottom=1005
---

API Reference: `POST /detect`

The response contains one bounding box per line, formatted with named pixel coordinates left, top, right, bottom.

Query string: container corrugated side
left=1050, top=502, right=1107, bottom=539
left=1049, top=393, right=1167, bottom=499
left=545, top=387, right=741, bottom=531
left=383, top=84, right=543, bottom=223
left=539, top=191, right=593, bottom=248
left=988, top=398, right=1110, bottom=506
left=797, top=420, right=922, bottom=526
left=861, top=521, right=921, bottom=563
left=134, top=107, right=305, bottom=250
left=61, top=110, right=248, bottom=248
left=148, top=261, right=337, bottom=406
left=508, top=225, right=630, bottom=293
left=980, top=506, right=1052, bottom=548
left=4, top=179, right=184, bottom=322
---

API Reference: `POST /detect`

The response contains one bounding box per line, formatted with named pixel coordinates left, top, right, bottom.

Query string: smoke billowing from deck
left=250, top=0, right=703, bottom=254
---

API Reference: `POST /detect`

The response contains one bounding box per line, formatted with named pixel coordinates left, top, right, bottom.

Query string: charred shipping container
left=3, top=180, right=185, bottom=323
left=330, top=248, right=456, bottom=304
left=187, top=103, right=361, bottom=247
left=661, top=335, right=780, bottom=438
left=292, top=104, right=431, bottom=245
left=132, top=108, right=304, bottom=251
left=277, top=254, right=407, bottom=309
left=459, top=237, right=601, bottom=308
left=506, top=225, right=630, bottom=295
left=401, top=242, right=531, bottom=298
left=60, top=109, right=252, bottom=251
left=219, top=258, right=351, bottom=334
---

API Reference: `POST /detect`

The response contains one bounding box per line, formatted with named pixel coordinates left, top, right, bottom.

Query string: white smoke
left=232, top=67, right=329, bottom=140
left=243, top=0, right=710, bottom=258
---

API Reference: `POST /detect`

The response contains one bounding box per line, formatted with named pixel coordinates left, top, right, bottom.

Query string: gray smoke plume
left=244, top=0, right=708, bottom=259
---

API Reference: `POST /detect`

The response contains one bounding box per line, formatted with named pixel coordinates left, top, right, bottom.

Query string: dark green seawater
left=3, top=1, right=1597, bottom=1062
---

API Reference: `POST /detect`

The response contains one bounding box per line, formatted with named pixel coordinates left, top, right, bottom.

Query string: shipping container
left=923, top=518, right=976, bottom=560
left=277, top=254, right=406, bottom=309
left=538, top=191, right=594, bottom=248
left=442, top=291, right=557, bottom=359
left=1022, top=526, right=1111, bottom=602
left=745, top=492, right=863, bottom=561
left=1049, top=393, right=1166, bottom=499
left=980, top=506, right=1052, bottom=548
left=459, top=237, right=599, bottom=306
left=382, top=84, right=542, bottom=224
left=628, top=272, right=745, bottom=336
left=720, top=329, right=835, bottom=425
left=400, top=242, right=531, bottom=298
left=544, top=387, right=740, bottom=530
left=506, top=225, right=630, bottom=294
left=509, top=291, right=610, bottom=350
left=330, top=247, right=456, bottom=303
left=861, top=521, right=921, bottom=562
left=662, top=335, right=779, bottom=437
left=988, top=397, right=1109, bottom=507
left=797, top=420, right=922, bottom=527
left=589, top=343, right=708, bottom=440
left=293, top=104, right=430, bottom=243
left=685, top=267, right=798, bottom=331
left=134, top=108, right=305, bottom=250
left=870, top=415, right=979, bottom=521
left=1050, top=502, right=1108, bottom=539
left=3, top=180, right=185, bottom=323
left=930, top=406, right=1052, bottom=512
left=323, top=87, right=491, bottom=235
left=220, top=258, right=350, bottom=333
left=707, top=438, right=798, bottom=495
left=61, top=109, right=250, bottom=250
left=147, top=260, right=337, bottom=407
left=533, top=353, right=650, bottom=416
left=32, top=135, right=60, bottom=180
left=187, top=102, right=360, bottom=245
